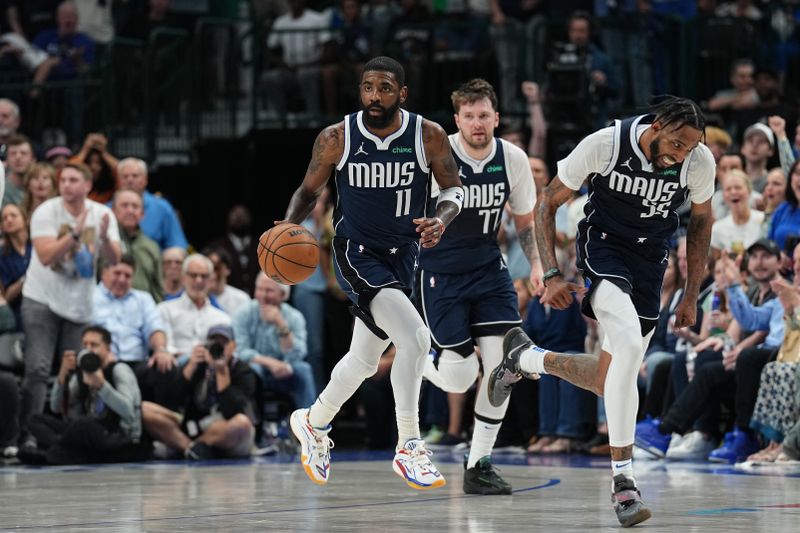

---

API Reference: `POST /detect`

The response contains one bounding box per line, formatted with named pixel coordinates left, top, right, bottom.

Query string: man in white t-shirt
left=204, top=247, right=251, bottom=317
left=262, top=0, right=332, bottom=117
left=18, top=162, right=121, bottom=443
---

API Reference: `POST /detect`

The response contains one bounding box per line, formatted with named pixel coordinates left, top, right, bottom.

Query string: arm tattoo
left=285, top=126, right=341, bottom=223
left=535, top=179, right=574, bottom=271
left=685, top=211, right=712, bottom=297
left=543, top=353, right=602, bottom=396
left=517, top=226, right=539, bottom=264
left=434, top=200, right=460, bottom=227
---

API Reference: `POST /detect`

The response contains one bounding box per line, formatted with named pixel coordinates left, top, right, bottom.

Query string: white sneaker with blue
left=392, top=438, right=446, bottom=490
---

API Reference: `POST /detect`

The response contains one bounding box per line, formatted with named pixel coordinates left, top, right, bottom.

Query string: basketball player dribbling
left=280, top=56, right=464, bottom=489
left=487, top=96, right=715, bottom=526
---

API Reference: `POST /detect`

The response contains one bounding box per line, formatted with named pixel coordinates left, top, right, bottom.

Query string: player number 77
left=478, top=208, right=501, bottom=234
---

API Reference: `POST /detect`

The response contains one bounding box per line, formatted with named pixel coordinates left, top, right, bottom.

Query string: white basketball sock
left=468, top=419, right=502, bottom=468
left=519, top=346, right=549, bottom=375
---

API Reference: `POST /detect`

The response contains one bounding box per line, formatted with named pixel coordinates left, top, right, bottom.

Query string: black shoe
left=487, top=327, right=537, bottom=408
left=185, top=441, right=216, bottom=461
left=611, top=475, right=652, bottom=527
left=463, top=456, right=512, bottom=495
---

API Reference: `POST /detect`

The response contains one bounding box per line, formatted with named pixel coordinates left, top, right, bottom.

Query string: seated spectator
left=747, top=244, right=800, bottom=461
left=711, top=153, right=753, bottom=220
left=141, top=324, right=256, bottom=460
left=206, top=205, right=260, bottom=294
left=262, top=0, right=332, bottom=118
left=44, top=145, right=72, bottom=172
left=70, top=132, right=118, bottom=204
left=2, top=134, right=36, bottom=207
left=233, top=272, right=316, bottom=410
left=19, top=162, right=120, bottom=445
left=117, top=157, right=188, bottom=250
left=710, top=169, right=765, bottom=258
left=0, top=203, right=32, bottom=330
left=0, top=98, right=22, bottom=161
left=156, top=253, right=230, bottom=358
left=32, top=0, right=95, bottom=84
left=162, top=246, right=186, bottom=300
left=768, top=160, right=800, bottom=253
left=21, top=162, right=58, bottom=216
left=205, top=247, right=251, bottom=316
left=20, top=325, right=149, bottom=465
left=761, top=167, right=787, bottom=234
left=112, top=189, right=163, bottom=302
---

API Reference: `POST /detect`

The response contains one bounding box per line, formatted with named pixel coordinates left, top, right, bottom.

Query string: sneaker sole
left=392, top=461, right=447, bottom=490
left=619, top=506, right=652, bottom=528
left=289, top=410, right=329, bottom=486
left=463, top=482, right=512, bottom=495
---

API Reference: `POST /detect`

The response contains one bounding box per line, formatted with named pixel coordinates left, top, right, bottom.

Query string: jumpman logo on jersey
left=355, top=142, right=368, bottom=156
left=458, top=166, right=467, bottom=179
left=620, top=157, right=633, bottom=171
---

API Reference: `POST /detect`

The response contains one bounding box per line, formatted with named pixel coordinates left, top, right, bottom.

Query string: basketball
left=258, top=223, right=320, bottom=285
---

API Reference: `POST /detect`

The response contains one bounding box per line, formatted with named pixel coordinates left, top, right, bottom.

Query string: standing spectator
left=156, top=254, right=230, bottom=358
left=117, top=157, right=188, bottom=251
left=161, top=246, right=186, bottom=300
left=233, top=272, right=316, bottom=410
left=262, top=0, right=332, bottom=118
left=322, top=0, right=371, bottom=115
left=141, top=324, right=257, bottom=460
left=708, top=59, right=758, bottom=116
left=206, top=205, right=260, bottom=294
left=73, top=0, right=114, bottom=46
left=18, top=162, right=121, bottom=445
left=205, top=247, right=251, bottom=317
left=22, top=162, right=58, bottom=216
left=0, top=203, right=32, bottom=330
left=20, top=325, right=148, bottom=465
left=2, top=134, right=36, bottom=207
left=111, top=189, right=163, bottom=302
left=70, top=133, right=119, bottom=204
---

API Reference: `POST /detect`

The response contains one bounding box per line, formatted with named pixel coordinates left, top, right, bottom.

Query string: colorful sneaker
left=392, top=438, right=446, bottom=490
left=487, top=327, right=541, bottom=408
left=290, top=408, right=334, bottom=485
left=634, top=416, right=671, bottom=458
left=708, top=429, right=760, bottom=464
left=463, top=456, right=512, bottom=495
left=611, top=475, right=652, bottom=527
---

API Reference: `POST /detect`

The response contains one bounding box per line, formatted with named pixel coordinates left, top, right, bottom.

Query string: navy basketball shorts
left=415, top=259, right=521, bottom=357
left=575, top=226, right=667, bottom=334
left=332, top=236, right=417, bottom=339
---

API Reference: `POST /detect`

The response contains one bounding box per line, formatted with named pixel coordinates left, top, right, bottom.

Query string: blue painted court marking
left=688, top=502, right=800, bottom=516
left=0, top=478, right=561, bottom=531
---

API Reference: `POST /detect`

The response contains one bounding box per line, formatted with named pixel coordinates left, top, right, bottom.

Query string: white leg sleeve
left=423, top=349, right=480, bottom=393
left=591, top=281, right=646, bottom=448
left=370, top=288, right=431, bottom=443
left=310, top=318, right=390, bottom=428
left=474, top=336, right=509, bottom=421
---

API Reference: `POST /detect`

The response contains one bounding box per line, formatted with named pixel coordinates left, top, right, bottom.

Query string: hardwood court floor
left=1, top=451, right=798, bottom=532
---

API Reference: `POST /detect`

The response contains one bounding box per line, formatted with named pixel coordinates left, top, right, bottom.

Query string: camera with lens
left=205, top=341, right=225, bottom=360
left=77, top=349, right=102, bottom=373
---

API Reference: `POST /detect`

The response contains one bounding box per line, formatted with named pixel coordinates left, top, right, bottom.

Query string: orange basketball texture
left=258, top=223, right=320, bottom=285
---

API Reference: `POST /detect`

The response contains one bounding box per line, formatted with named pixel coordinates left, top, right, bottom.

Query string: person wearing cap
left=45, top=146, right=72, bottom=173
left=232, top=271, right=316, bottom=410
left=634, top=239, right=784, bottom=463
left=741, top=122, right=775, bottom=193
left=141, top=323, right=257, bottom=460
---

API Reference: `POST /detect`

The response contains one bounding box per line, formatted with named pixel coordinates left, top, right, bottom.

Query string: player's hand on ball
left=413, top=217, right=445, bottom=248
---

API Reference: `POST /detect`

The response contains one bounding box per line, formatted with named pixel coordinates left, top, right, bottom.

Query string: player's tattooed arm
left=535, top=176, right=576, bottom=271
left=684, top=200, right=713, bottom=298
left=282, top=123, right=344, bottom=224
left=423, top=119, right=462, bottom=227
left=515, top=221, right=539, bottom=265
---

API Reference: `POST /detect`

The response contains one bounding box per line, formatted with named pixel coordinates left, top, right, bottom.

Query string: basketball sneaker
left=611, top=474, right=652, bottom=527
left=487, top=327, right=540, bottom=408
left=392, top=438, right=446, bottom=490
left=463, top=456, right=512, bottom=495
left=290, top=408, right=334, bottom=485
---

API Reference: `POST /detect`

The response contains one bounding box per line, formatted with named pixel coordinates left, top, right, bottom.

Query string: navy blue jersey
left=333, top=109, right=432, bottom=251
left=578, top=114, right=691, bottom=247
left=419, top=137, right=512, bottom=274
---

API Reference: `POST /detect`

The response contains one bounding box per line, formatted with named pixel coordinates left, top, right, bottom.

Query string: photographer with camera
left=141, top=324, right=257, bottom=460
left=20, top=325, right=148, bottom=465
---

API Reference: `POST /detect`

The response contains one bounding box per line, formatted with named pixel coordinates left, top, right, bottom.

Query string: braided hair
left=650, top=95, right=706, bottom=134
